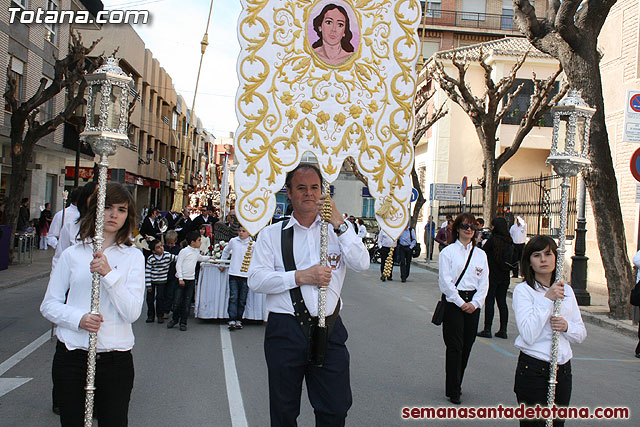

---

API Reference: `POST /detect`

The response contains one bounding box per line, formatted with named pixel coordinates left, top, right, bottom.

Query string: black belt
left=519, top=352, right=571, bottom=372
left=458, top=290, right=476, bottom=302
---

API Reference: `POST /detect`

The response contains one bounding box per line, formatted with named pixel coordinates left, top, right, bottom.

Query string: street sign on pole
left=623, top=90, right=640, bottom=143
left=410, top=188, right=418, bottom=203
left=432, top=183, right=462, bottom=201
left=461, top=176, right=468, bottom=197
left=636, top=184, right=640, bottom=204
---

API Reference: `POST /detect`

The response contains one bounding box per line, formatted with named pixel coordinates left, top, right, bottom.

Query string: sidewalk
left=0, top=247, right=54, bottom=290
left=412, top=255, right=639, bottom=339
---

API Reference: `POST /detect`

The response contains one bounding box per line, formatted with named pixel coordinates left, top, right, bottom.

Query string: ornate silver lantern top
left=80, top=57, right=134, bottom=157
left=547, top=89, right=595, bottom=177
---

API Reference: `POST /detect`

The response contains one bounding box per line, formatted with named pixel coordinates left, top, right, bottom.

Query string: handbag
left=431, top=245, right=475, bottom=325
left=412, top=242, right=421, bottom=258
left=631, top=280, right=640, bottom=306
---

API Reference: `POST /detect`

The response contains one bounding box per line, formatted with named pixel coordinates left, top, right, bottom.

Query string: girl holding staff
left=41, top=183, right=145, bottom=426
left=512, top=235, right=586, bottom=426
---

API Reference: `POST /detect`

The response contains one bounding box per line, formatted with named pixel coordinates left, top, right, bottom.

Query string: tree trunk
left=559, top=46, right=633, bottom=319
left=482, top=156, right=499, bottom=224
left=4, top=117, right=32, bottom=261
left=410, top=166, right=426, bottom=228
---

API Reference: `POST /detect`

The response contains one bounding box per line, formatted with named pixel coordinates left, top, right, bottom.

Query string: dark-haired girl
left=41, top=183, right=145, bottom=426
left=438, top=213, right=489, bottom=404
left=477, top=217, right=513, bottom=339
left=512, top=235, right=586, bottom=426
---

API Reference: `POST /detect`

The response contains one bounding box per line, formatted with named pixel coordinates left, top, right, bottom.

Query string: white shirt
left=52, top=219, right=82, bottom=269
left=176, top=245, right=211, bottom=280
left=221, top=236, right=251, bottom=278
left=441, top=220, right=448, bottom=229
left=248, top=215, right=369, bottom=316
left=357, top=225, right=367, bottom=239
left=633, top=250, right=640, bottom=282
left=510, top=217, right=527, bottom=244
left=47, top=205, right=79, bottom=248
left=513, top=281, right=586, bottom=365
left=438, top=240, right=489, bottom=308
left=377, top=229, right=397, bottom=248
left=40, top=243, right=145, bottom=352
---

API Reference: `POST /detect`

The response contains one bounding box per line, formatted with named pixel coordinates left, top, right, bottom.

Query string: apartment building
left=1, top=0, right=103, bottom=219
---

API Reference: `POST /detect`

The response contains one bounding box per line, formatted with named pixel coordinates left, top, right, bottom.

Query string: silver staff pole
left=318, top=181, right=331, bottom=328
left=79, top=57, right=134, bottom=426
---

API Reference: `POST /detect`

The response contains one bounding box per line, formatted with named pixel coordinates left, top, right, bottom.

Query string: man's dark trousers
left=264, top=312, right=352, bottom=427
left=379, top=246, right=394, bottom=279
left=398, top=244, right=412, bottom=281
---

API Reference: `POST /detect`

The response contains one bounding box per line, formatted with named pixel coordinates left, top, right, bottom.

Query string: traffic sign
left=410, top=188, right=418, bottom=203
left=461, top=176, right=468, bottom=197
left=631, top=94, right=640, bottom=113
left=631, top=148, right=640, bottom=182
left=432, top=183, right=462, bottom=201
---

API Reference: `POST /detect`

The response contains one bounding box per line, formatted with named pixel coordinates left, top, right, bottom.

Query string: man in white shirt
left=46, top=189, right=80, bottom=249
left=377, top=228, right=397, bottom=281
left=509, top=216, right=527, bottom=278
left=249, top=164, right=369, bottom=427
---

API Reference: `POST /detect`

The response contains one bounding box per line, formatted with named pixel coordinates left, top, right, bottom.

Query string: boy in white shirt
left=168, top=231, right=212, bottom=331
left=219, top=225, right=252, bottom=329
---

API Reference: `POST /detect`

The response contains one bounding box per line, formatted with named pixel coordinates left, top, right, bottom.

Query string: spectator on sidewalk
left=424, top=215, right=436, bottom=261
left=510, top=216, right=527, bottom=278
left=17, top=197, right=30, bottom=232
left=38, top=203, right=53, bottom=250
left=440, top=214, right=452, bottom=230
left=435, top=220, right=453, bottom=253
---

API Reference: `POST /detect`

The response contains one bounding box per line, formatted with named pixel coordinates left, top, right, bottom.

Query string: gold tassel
left=383, top=245, right=395, bottom=278
left=321, top=194, right=333, bottom=222
left=240, top=239, right=254, bottom=273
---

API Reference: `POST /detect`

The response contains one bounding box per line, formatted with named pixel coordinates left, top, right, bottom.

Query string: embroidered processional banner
left=235, top=0, right=421, bottom=239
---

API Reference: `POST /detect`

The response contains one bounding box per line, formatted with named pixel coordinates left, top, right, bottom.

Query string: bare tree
left=345, top=82, right=448, bottom=228
left=3, top=33, right=102, bottom=254
left=430, top=48, right=567, bottom=223
left=513, top=0, right=633, bottom=319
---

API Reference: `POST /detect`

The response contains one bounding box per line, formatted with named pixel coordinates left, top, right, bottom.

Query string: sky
left=102, top=0, right=242, bottom=137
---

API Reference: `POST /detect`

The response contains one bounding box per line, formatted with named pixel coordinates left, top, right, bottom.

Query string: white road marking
left=0, top=331, right=50, bottom=376
left=220, top=325, right=249, bottom=427
left=0, top=330, right=50, bottom=398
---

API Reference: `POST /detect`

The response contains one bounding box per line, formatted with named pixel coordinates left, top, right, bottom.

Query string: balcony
left=420, top=9, right=530, bottom=34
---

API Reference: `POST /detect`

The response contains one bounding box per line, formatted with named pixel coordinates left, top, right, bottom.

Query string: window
left=501, top=79, right=559, bottom=127
left=422, top=40, right=440, bottom=61
left=172, top=110, right=178, bottom=130
left=426, top=1, right=441, bottom=18
left=11, top=0, right=27, bottom=9
left=461, top=0, right=486, bottom=21
left=45, top=0, right=58, bottom=44
left=501, top=1, right=514, bottom=31
left=40, top=78, right=55, bottom=121
left=5, top=57, right=25, bottom=113
left=362, top=197, right=375, bottom=218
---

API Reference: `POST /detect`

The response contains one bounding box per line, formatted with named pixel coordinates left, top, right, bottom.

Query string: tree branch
left=513, top=0, right=549, bottom=40
left=432, top=56, right=482, bottom=123
left=581, top=0, right=618, bottom=36
left=554, top=0, right=582, bottom=50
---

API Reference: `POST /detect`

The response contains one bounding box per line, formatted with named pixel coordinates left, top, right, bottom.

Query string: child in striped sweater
left=145, top=239, right=178, bottom=323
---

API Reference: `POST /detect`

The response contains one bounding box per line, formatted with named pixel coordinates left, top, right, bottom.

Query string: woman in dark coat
left=477, top=217, right=513, bottom=339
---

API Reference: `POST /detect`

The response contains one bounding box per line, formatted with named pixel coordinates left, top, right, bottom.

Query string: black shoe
left=635, top=352, right=640, bottom=358
left=167, top=320, right=176, bottom=329
left=179, top=324, right=187, bottom=331
left=448, top=396, right=461, bottom=404
left=380, top=276, right=386, bottom=282
left=476, top=330, right=492, bottom=338
left=52, top=406, right=60, bottom=415
left=495, top=330, right=508, bottom=339
left=387, top=277, right=393, bottom=281
left=145, top=317, right=154, bottom=323
left=401, top=279, right=407, bottom=283
left=157, top=317, right=164, bottom=324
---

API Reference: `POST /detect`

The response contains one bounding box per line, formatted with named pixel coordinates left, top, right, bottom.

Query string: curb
left=410, top=260, right=639, bottom=340
left=0, top=271, right=50, bottom=291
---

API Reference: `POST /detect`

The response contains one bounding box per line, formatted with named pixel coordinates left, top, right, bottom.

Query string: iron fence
left=438, top=174, right=578, bottom=239
left=420, top=8, right=521, bottom=33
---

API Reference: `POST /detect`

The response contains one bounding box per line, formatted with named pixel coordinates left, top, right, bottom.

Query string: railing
left=437, top=174, right=578, bottom=239
left=420, top=8, right=522, bottom=33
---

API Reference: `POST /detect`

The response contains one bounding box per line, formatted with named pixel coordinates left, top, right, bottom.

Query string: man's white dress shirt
left=513, top=281, right=586, bottom=365
left=438, top=240, right=489, bottom=309
left=40, top=242, right=145, bottom=352
left=47, top=204, right=79, bottom=248
left=248, top=215, right=369, bottom=316
left=357, top=225, right=367, bottom=239
left=52, top=219, right=82, bottom=269
left=377, top=229, right=397, bottom=248
left=510, top=217, right=527, bottom=244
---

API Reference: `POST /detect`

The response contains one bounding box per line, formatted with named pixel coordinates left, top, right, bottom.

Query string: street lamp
left=544, top=89, right=595, bottom=427
left=79, top=56, right=133, bottom=427
left=138, top=146, right=154, bottom=165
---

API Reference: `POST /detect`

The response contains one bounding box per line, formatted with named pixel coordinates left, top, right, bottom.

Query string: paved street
left=0, top=263, right=638, bottom=426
